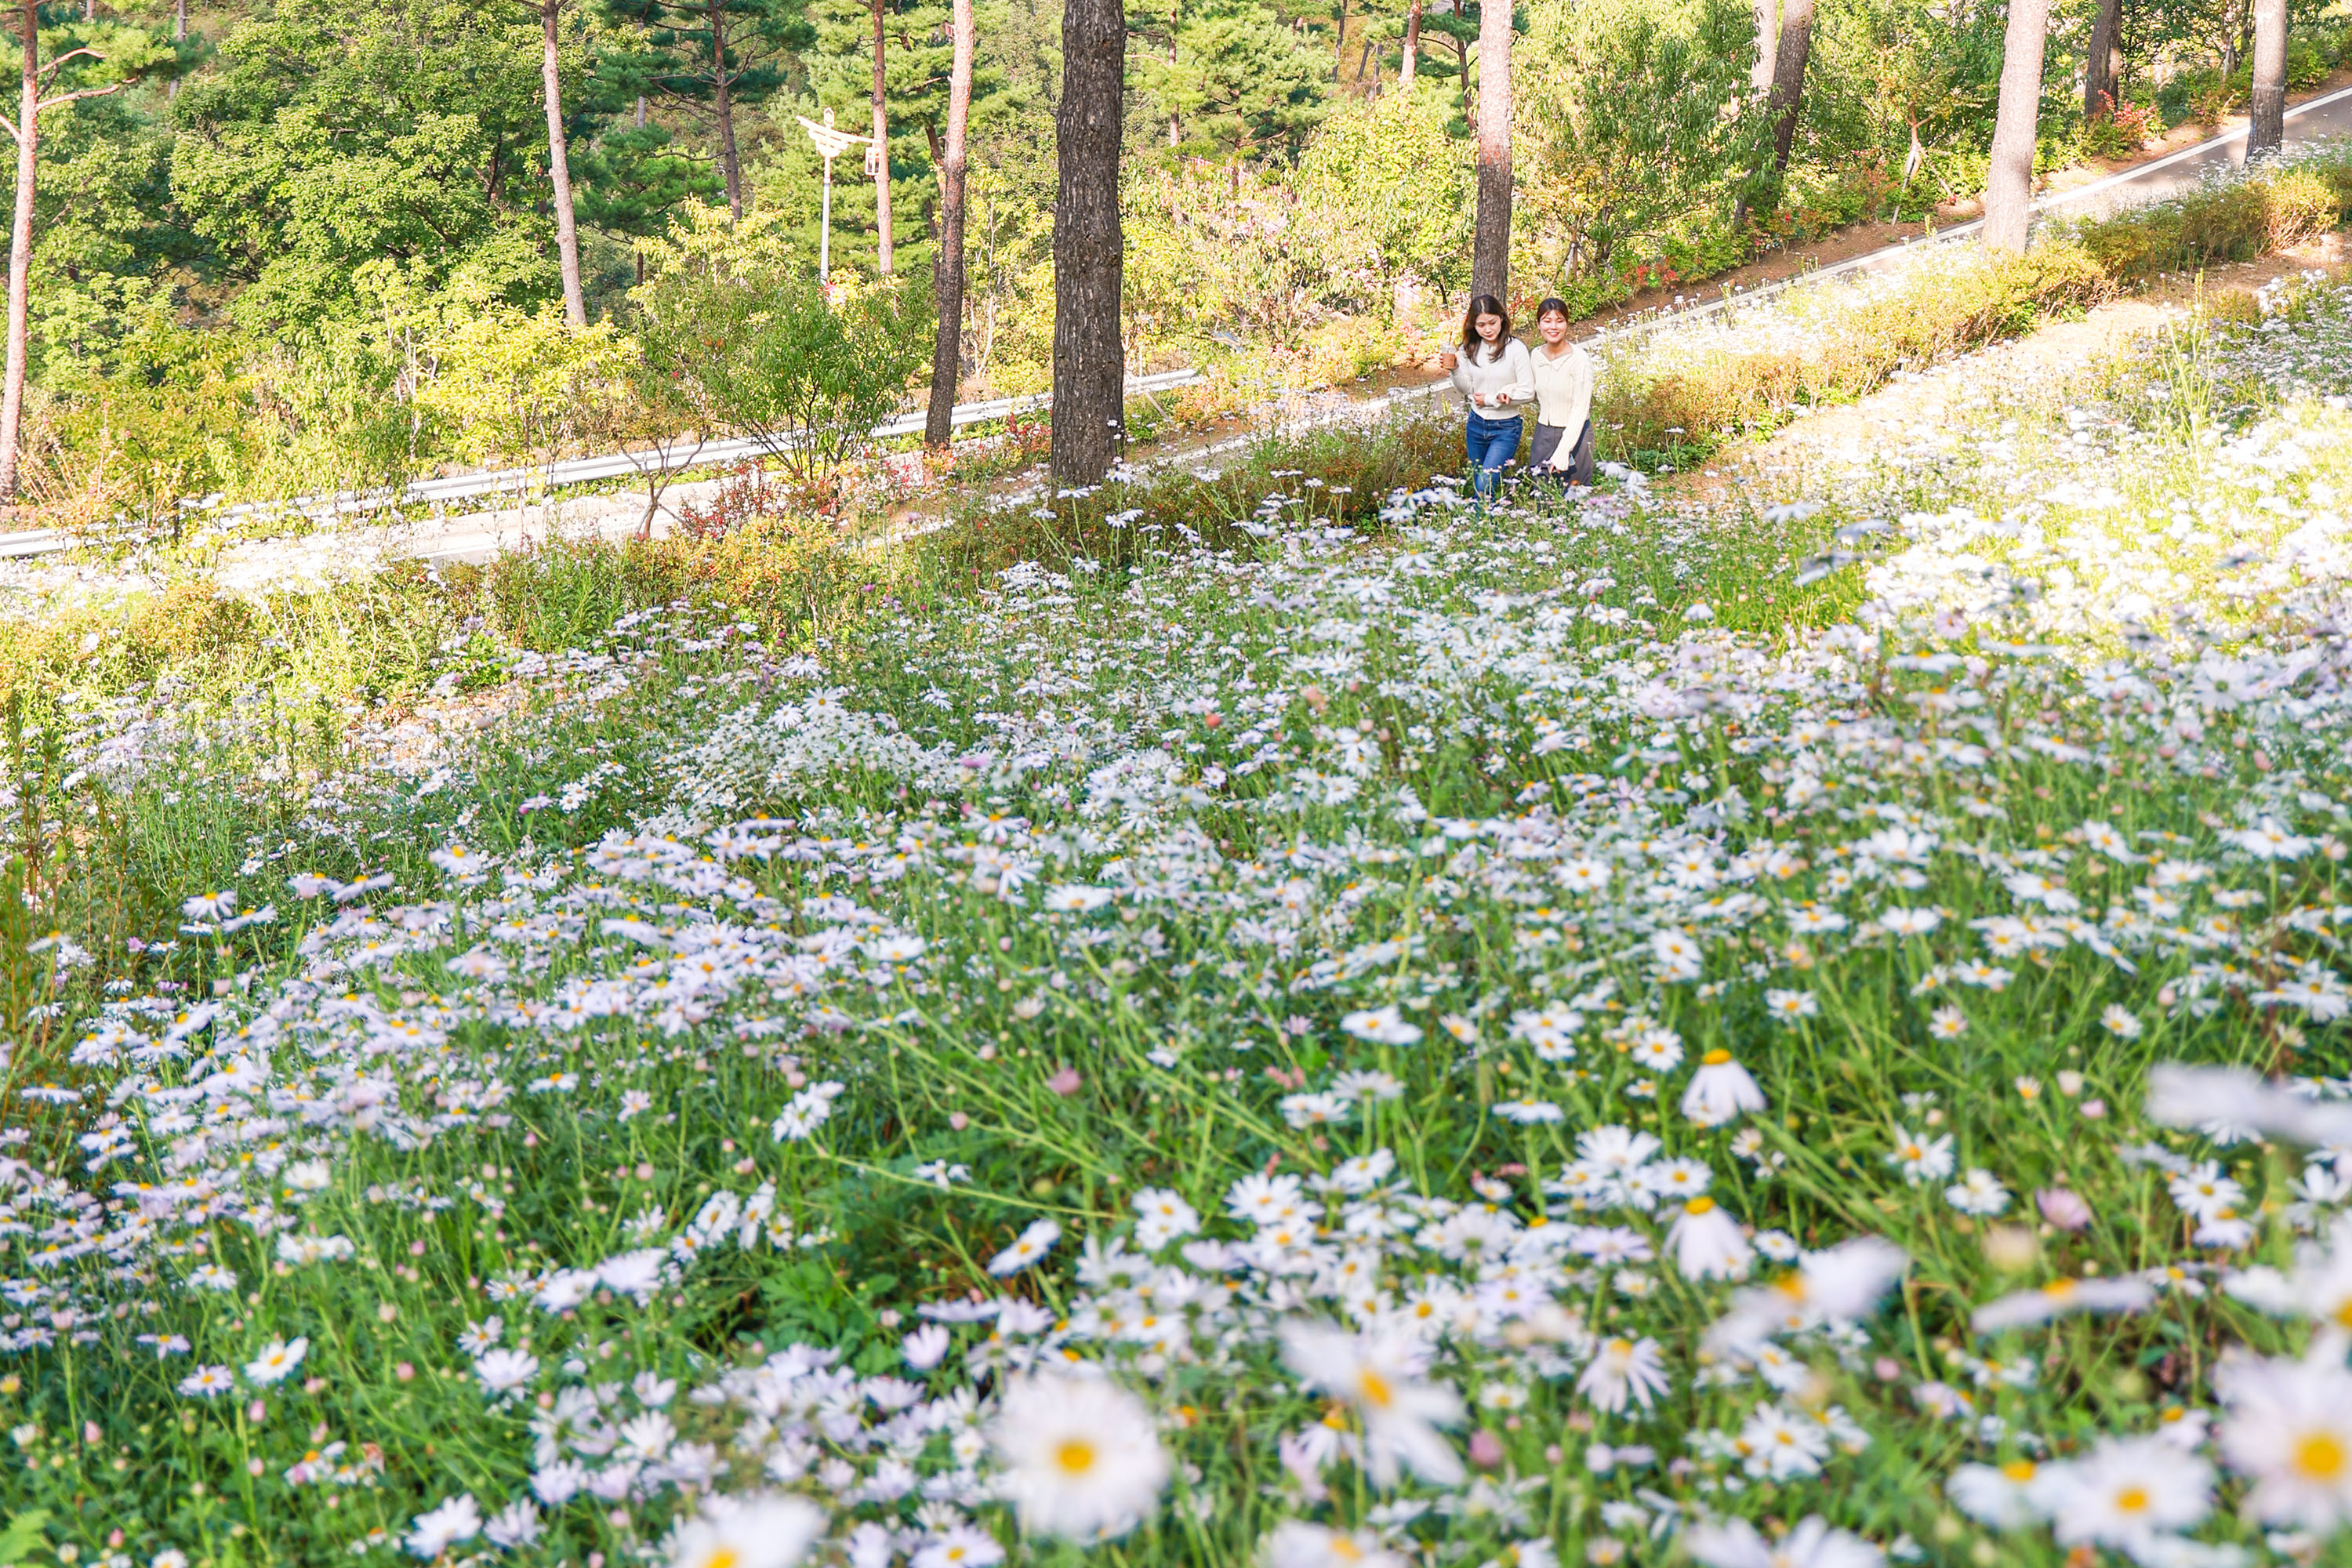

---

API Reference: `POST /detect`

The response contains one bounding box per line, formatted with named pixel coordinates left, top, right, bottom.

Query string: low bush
left=2069, top=149, right=2352, bottom=281
left=1597, top=242, right=2111, bottom=463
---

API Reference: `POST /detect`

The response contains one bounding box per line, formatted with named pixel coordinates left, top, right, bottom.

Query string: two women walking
left=1439, top=294, right=1595, bottom=502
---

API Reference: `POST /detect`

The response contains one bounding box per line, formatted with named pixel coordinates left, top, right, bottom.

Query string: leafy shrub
left=2069, top=149, right=2352, bottom=282
left=414, top=306, right=637, bottom=470
left=632, top=267, right=924, bottom=488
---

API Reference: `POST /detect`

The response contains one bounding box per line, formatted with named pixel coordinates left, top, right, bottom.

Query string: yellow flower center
left=2115, top=1486, right=2150, bottom=1515
left=1702, top=1049, right=1733, bottom=1066
left=2001, top=1460, right=2036, bottom=1483
left=2292, top=1432, right=2347, bottom=1482
left=702, top=1552, right=739, bottom=1568
left=1053, top=1438, right=1098, bottom=1476
left=1686, top=1196, right=1716, bottom=1216
left=1357, top=1369, right=1395, bottom=1409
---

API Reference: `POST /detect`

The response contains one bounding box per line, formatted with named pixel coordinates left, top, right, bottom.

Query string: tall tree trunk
left=169, top=0, right=185, bottom=103
left=1982, top=0, right=2051, bottom=254
left=0, top=2, right=38, bottom=500
left=1748, top=0, right=1776, bottom=96
left=926, top=0, right=973, bottom=449
left=870, top=0, right=894, bottom=275
left=636, top=94, right=647, bottom=128
left=1765, top=0, right=1813, bottom=176
left=2248, top=0, right=2286, bottom=156
left=1049, top=0, right=1124, bottom=483
left=2084, top=0, right=2121, bottom=120
left=1399, top=0, right=1419, bottom=89
left=709, top=0, right=744, bottom=217
left=1469, top=0, right=1511, bottom=300
left=541, top=0, right=587, bottom=325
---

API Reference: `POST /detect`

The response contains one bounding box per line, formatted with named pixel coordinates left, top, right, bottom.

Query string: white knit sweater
left=1449, top=337, right=1535, bottom=415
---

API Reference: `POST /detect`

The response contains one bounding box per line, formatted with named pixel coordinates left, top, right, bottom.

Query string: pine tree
left=1135, top=0, right=1327, bottom=176
left=599, top=0, right=807, bottom=217
left=805, top=0, right=948, bottom=274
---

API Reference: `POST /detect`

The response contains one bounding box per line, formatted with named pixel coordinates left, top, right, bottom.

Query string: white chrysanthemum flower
left=244, top=1337, right=308, bottom=1386
left=1666, top=1196, right=1751, bottom=1281
left=1705, top=1236, right=1907, bottom=1352
left=1944, top=1168, right=2011, bottom=1216
left=1264, top=1520, right=1406, bottom=1568
left=1278, top=1319, right=1464, bottom=1486
left=989, top=1373, right=1169, bottom=1540
left=1947, top=1459, right=2044, bottom=1528
left=2216, top=1350, right=2352, bottom=1530
left=1972, top=1276, right=2154, bottom=1333
left=2101, top=1004, right=2144, bottom=1039
left=1885, top=1129, right=1955, bottom=1184
left=1131, top=1188, right=1200, bottom=1249
left=407, top=1493, right=482, bottom=1559
left=1340, top=1006, right=1423, bottom=1046
left=665, top=1494, right=826, bottom=1568
left=988, top=1219, right=1062, bottom=1276
left=1682, top=1050, right=1766, bottom=1127
left=2027, top=1435, right=2212, bottom=1558
left=474, top=1347, right=539, bottom=1396
left=1573, top=1335, right=1669, bottom=1415
left=1685, top=1515, right=1882, bottom=1568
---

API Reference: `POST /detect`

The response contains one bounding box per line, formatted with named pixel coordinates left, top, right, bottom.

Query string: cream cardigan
left=1530, top=342, right=1595, bottom=468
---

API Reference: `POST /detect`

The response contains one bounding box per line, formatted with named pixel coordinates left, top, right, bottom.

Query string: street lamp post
left=797, top=108, right=870, bottom=284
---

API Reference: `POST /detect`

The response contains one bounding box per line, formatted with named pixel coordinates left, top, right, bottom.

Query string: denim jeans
left=1465, top=412, right=1523, bottom=501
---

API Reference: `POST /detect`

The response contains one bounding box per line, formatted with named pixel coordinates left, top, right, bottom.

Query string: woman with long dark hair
left=1437, top=293, right=1533, bottom=503
left=1528, top=297, right=1595, bottom=488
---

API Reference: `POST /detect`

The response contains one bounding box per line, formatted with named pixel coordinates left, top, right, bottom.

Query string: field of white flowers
left=4, top=267, right=2352, bottom=1568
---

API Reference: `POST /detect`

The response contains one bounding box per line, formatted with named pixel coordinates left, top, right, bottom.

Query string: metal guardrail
left=0, top=368, right=1206, bottom=561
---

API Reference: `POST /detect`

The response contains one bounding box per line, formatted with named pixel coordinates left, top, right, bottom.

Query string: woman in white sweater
left=1527, top=296, right=1595, bottom=488
left=1437, top=292, right=1533, bottom=503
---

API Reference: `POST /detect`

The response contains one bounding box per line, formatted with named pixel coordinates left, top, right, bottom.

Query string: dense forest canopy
left=8, top=0, right=2350, bottom=499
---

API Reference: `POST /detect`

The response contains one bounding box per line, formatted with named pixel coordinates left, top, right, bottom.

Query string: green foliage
left=1134, top=0, right=1330, bottom=168
left=413, top=307, right=637, bottom=469
left=1518, top=0, right=1764, bottom=282
left=168, top=0, right=567, bottom=351
left=631, top=264, right=924, bottom=485
left=572, top=120, right=729, bottom=238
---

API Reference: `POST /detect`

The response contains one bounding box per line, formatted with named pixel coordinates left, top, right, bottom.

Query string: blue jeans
left=1465, top=413, right=1523, bottom=501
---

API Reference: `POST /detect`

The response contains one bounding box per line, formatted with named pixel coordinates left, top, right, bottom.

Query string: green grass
left=0, top=282, right=2350, bottom=1568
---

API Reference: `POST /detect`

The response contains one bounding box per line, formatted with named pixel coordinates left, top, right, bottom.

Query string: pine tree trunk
left=708, top=0, right=744, bottom=218
left=1469, top=0, right=1512, bottom=301
left=871, top=0, right=894, bottom=276
left=2249, top=0, right=2286, bottom=157
left=1765, top=0, right=1813, bottom=176
left=0, top=2, right=38, bottom=500
left=2084, top=0, right=2122, bottom=120
left=1049, top=0, right=1125, bottom=483
left=169, top=0, right=184, bottom=102
left=541, top=0, right=587, bottom=325
left=1399, top=0, right=1419, bottom=89
left=1982, top=0, right=2050, bottom=255
left=926, top=0, right=974, bottom=449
